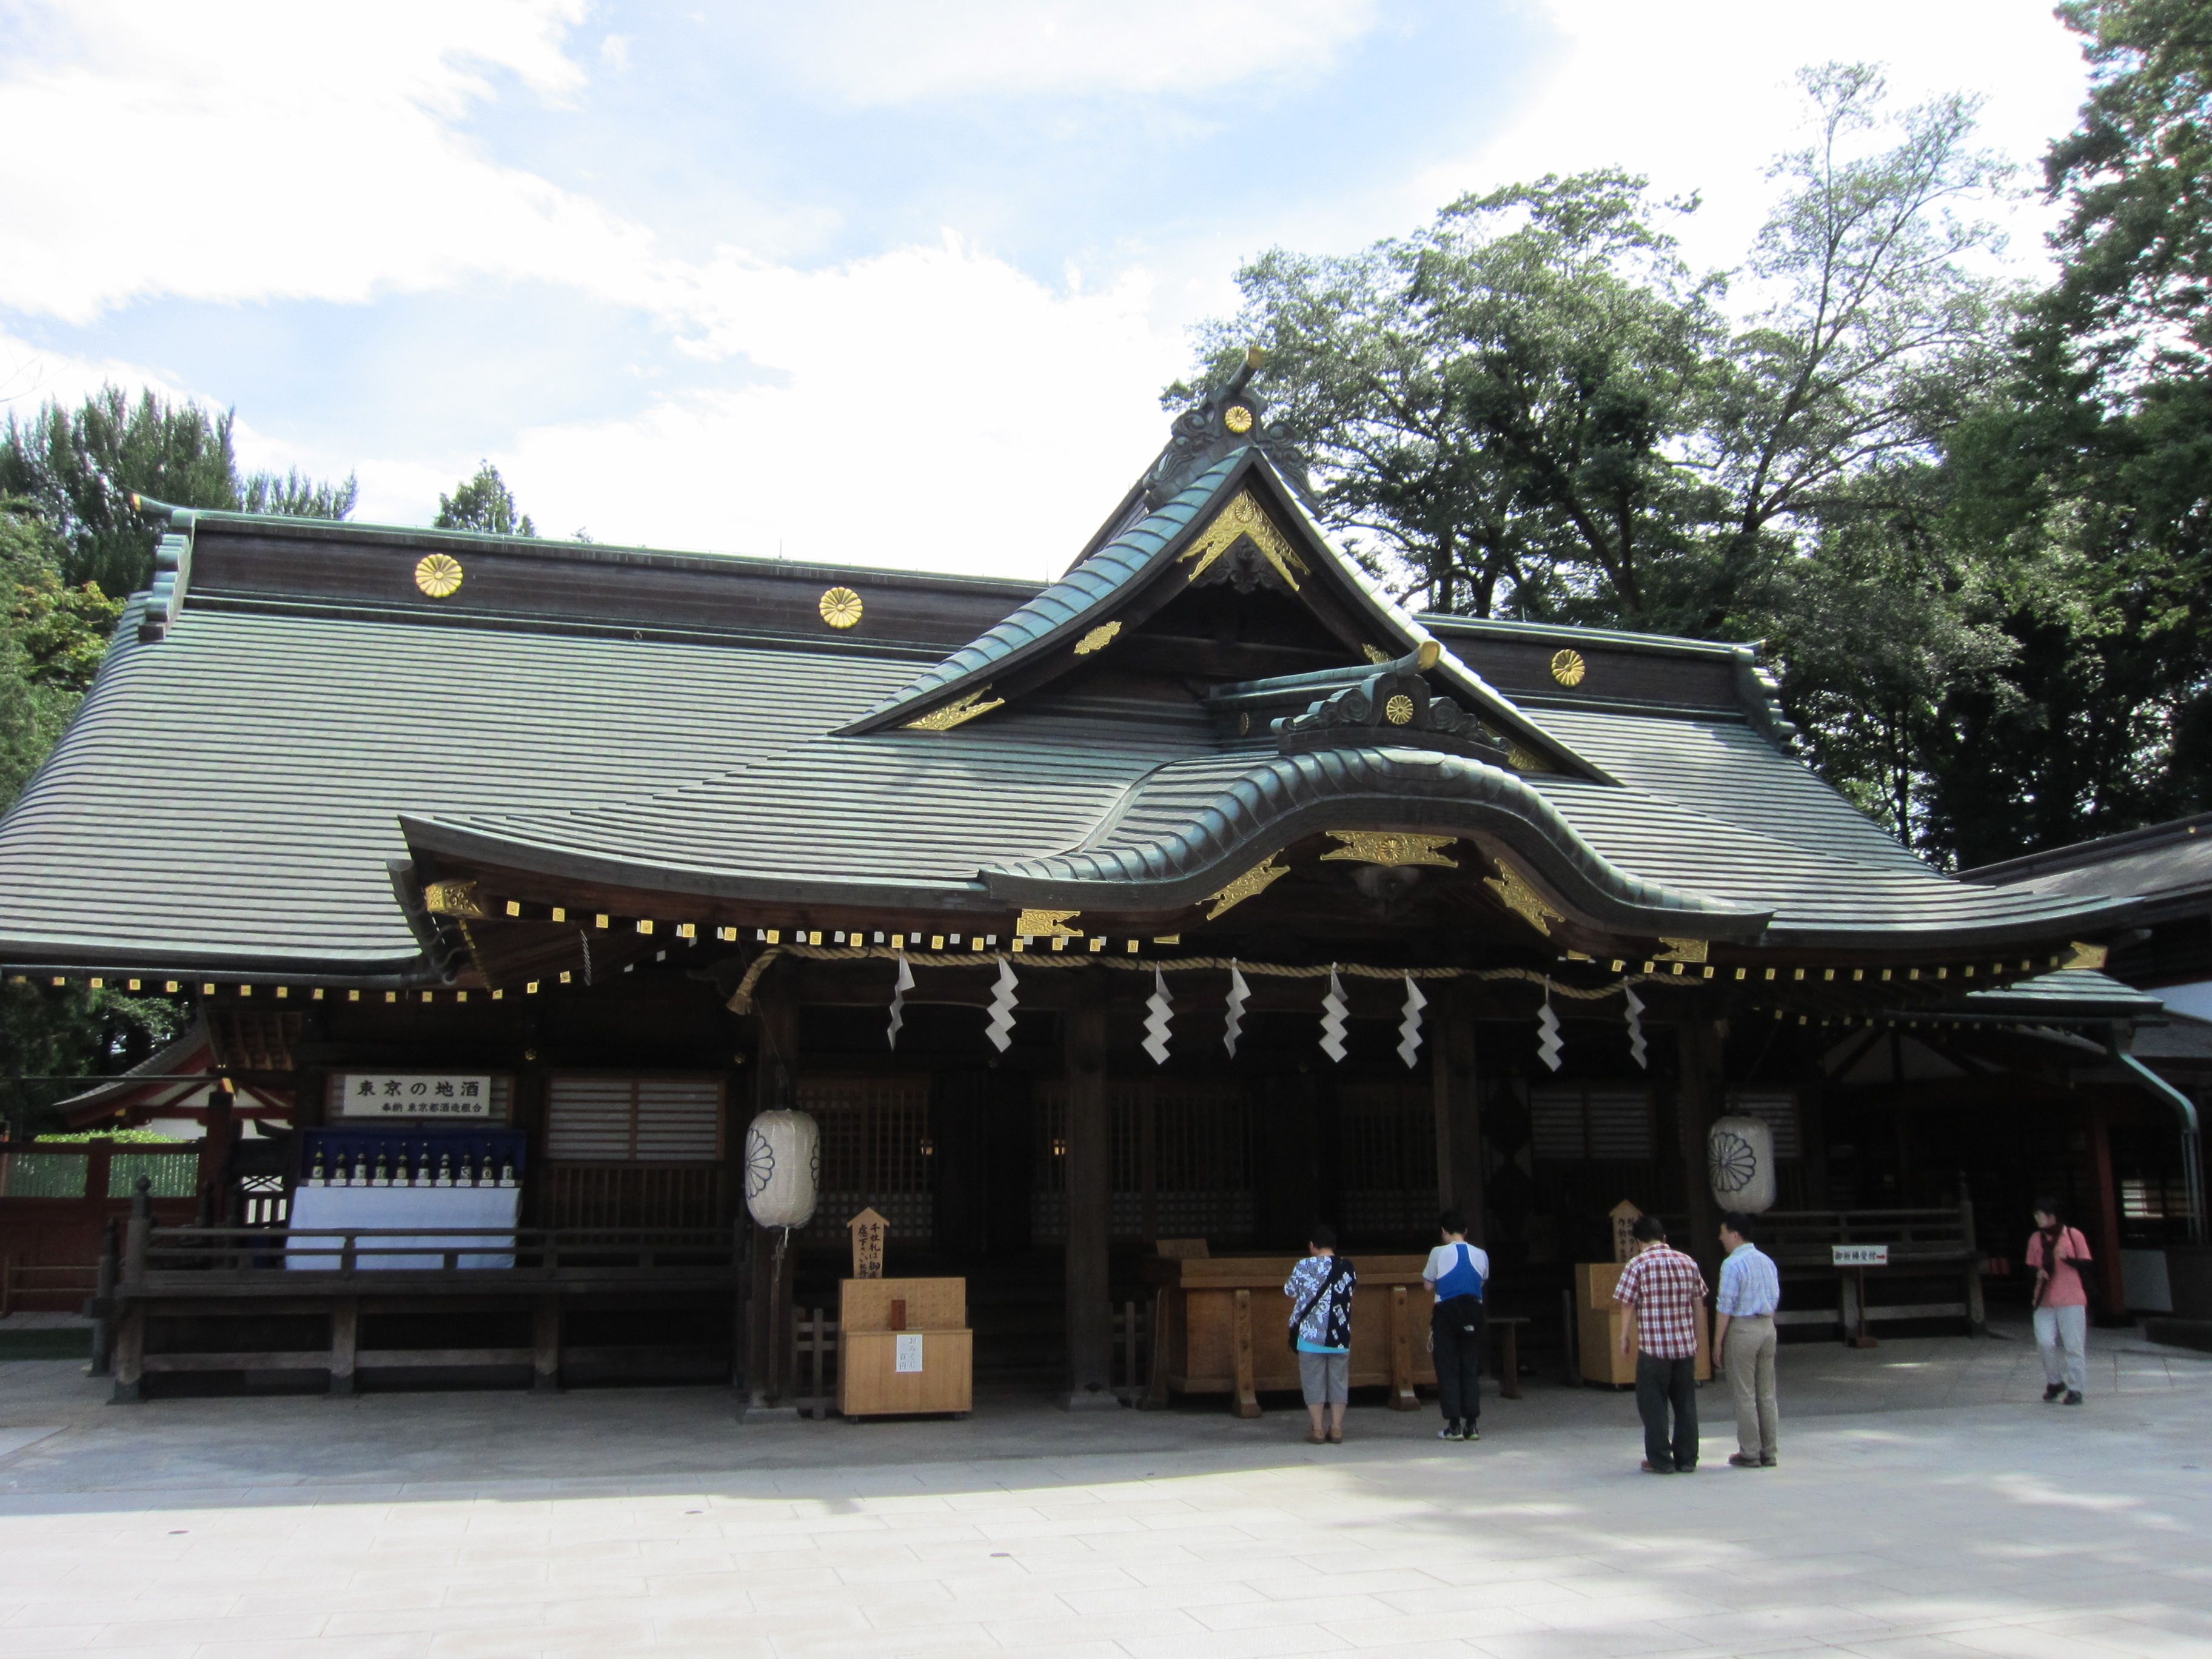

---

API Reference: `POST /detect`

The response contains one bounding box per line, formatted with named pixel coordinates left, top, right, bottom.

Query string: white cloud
left=740, top=0, right=1386, bottom=104
left=0, top=0, right=2105, bottom=587
left=1432, top=0, right=2091, bottom=280
left=0, top=0, right=645, bottom=324
left=432, top=237, right=1177, bottom=581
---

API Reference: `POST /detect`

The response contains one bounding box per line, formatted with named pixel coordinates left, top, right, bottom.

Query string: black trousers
left=1432, top=1300, right=1485, bottom=1424
left=1635, top=1352, right=1698, bottom=1470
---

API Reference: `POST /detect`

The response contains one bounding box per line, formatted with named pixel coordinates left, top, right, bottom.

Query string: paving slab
left=0, top=1321, right=2207, bottom=1655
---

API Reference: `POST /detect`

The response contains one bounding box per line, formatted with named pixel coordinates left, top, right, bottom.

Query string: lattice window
left=798, top=1076, right=932, bottom=1241
left=1725, top=1091, right=1801, bottom=1159
left=1034, top=1080, right=1253, bottom=1242
left=1530, top=1085, right=1655, bottom=1161
left=546, top=1074, right=722, bottom=1162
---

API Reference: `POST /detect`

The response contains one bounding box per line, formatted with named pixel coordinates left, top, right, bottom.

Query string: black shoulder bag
left=1289, top=1258, right=1344, bottom=1353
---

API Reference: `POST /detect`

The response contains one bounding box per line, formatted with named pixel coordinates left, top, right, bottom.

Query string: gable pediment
left=840, top=449, right=1603, bottom=780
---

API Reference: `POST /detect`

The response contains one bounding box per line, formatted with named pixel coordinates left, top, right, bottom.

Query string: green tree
left=0, top=386, right=358, bottom=597
left=435, top=462, right=536, bottom=537
left=1179, top=170, right=1721, bottom=620
left=1701, top=64, right=2016, bottom=629
left=1914, top=0, right=2212, bottom=862
left=0, top=501, right=116, bottom=809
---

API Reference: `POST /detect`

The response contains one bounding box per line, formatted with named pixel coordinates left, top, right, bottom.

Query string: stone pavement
left=0, top=1321, right=2208, bottom=1657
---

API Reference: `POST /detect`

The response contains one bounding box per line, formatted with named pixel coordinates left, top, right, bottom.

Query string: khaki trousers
left=1723, top=1315, right=1778, bottom=1460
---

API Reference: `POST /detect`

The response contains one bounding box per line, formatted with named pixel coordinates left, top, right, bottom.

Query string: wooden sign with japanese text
left=1609, top=1200, right=1644, bottom=1264
left=848, top=1207, right=886, bottom=1278
left=338, top=1074, right=492, bottom=1119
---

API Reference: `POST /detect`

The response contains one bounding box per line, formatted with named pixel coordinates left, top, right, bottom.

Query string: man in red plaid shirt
left=1615, top=1213, right=1709, bottom=1472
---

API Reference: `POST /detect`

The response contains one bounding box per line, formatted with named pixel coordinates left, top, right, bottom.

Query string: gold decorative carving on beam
left=1549, top=648, right=1586, bottom=686
left=422, top=879, right=486, bottom=919
left=2062, top=939, right=2109, bottom=970
left=1016, top=908, right=1084, bottom=937
left=1655, top=937, right=1709, bottom=965
left=1483, top=859, right=1564, bottom=937
left=1202, top=855, right=1292, bottom=920
left=819, top=586, right=864, bottom=629
left=1504, top=739, right=1552, bottom=773
left=414, top=553, right=464, bottom=598
left=1176, top=489, right=1310, bottom=591
left=906, top=686, right=1005, bottom=731
left=1074, top=620, right=1121, bottom=655
left=1319, top=831, right=1459, bottom=868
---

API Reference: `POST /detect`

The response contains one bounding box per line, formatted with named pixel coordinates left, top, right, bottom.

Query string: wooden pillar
left=196, top=1084, right=235, bottom=1225
left=743, top=986, right=801, bottom=1419
left=1676, top=1015, right=1724, bottom=1274
left=1431, top=981, right=1484, bottom=1239
left=1064, top=986, right=1115, bottom=1410
left=2087, top=1101, right=2129, bottom=1321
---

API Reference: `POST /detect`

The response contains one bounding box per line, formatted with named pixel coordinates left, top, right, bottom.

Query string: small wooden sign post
left=848, top=1207, right=886, bottom=1279
left=1832, top=1243, right=1889, bottom=1349
left=1609, top=1200, right=1643, bottom=1264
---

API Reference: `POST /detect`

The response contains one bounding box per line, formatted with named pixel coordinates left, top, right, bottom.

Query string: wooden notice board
left=1139, top=1254, right=1436, bottom=1418
left=837, top=1276, right=971, bottom=1418
left=1575, top=1261, right=1711, bottom=1386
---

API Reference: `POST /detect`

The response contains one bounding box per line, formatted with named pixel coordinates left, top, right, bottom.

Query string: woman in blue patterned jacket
left=1285, top=1224, right=1358, bottom=1444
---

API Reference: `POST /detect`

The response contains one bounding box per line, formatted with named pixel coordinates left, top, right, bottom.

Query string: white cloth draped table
left=285, top=1185, right=520, bottom=1270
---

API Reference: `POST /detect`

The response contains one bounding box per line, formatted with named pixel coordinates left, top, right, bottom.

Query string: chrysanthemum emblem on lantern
left=744, top=1108, right=820, bottom=1228
left=1706, top=1114, right=1775, bottom=1213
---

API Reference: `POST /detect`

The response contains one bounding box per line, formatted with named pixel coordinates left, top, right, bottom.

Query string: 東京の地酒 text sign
left=338, top=1075, right=493, bottom=1119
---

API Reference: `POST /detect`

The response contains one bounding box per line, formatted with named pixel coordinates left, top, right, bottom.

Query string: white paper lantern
left=744, top=1109, right=820, bottom=1229
left=1707, top=1114, right=1776, bottom=1213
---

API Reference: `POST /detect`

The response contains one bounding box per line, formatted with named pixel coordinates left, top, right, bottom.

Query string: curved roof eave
left=976, top=745, right=1765, bottom=936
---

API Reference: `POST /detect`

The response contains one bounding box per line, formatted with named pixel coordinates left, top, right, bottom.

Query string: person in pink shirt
left=2026, top=1197, right=2094, bottom=1406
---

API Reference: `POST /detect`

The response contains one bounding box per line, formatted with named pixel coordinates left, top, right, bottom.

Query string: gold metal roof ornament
left=421, top=879, right=486, bottom=918
left=1016, top=908, right=1084, bottom=937
left=1176, top=488, right=1310, bottom=591
left=819, top=586, right=864, bottom=629
left=414, top=553, right=464, bottom=598
left=1549, top=648, right=1586, bottom=686
left=1319, top=831, right=1459, bottom=868
left=1074, top=620, right=1121, bottom=655
left=906, top=686, right=1005, bottom=731
left=1483, top=858, right=1564, bottom=936
left=1655, top=937, right=1709, bottom=964
left=1505, top=739, right=1553, bottom=773
left=1202, top=854, right=1292, bottom=920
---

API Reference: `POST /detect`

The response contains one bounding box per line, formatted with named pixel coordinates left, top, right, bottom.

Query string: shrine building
left=0, top=364, right=2199, bottom=1405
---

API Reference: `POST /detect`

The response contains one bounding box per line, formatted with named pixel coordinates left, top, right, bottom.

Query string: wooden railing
left=0, top=1257, right=97, bottom=1316
left=127, top=1224, right=742, bottom=1285
left=1659, top=1203, right=1986, bottom=1336
left=540, top=1164, right=725, bottom=1228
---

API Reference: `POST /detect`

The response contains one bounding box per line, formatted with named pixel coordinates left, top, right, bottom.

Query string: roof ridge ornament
left=1144, top=345, right=1315, bottom=511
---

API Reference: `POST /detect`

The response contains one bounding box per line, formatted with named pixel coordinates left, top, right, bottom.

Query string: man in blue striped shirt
left=1714, top=1212, right=1781, bottom=1468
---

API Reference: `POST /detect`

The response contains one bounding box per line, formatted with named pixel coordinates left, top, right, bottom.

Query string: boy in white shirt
left=1423, top=1210, right=1490, bottom=1441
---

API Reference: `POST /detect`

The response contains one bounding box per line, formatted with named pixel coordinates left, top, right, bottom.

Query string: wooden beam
left=1063, top=988, right=1115, bottom=1410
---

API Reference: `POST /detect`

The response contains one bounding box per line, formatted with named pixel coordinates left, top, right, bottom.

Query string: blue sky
left=0, top=1, right=2094, bottom=579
